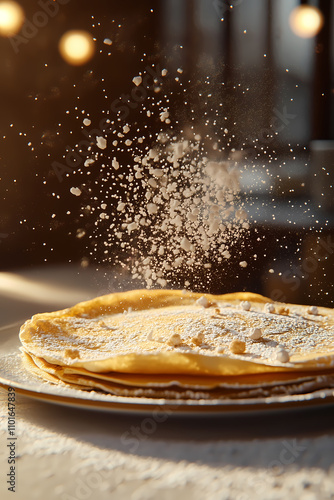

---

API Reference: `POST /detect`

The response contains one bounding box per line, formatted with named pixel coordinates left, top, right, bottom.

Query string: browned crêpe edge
left=32, top=290, right=270, bottom=319
left=19, top=290, right=268, bottom=326
left=19, top=289, right=334, bottom=376
left=21, top=350, right=90, bottom=391
left=22, top=351, right=334, bottom=400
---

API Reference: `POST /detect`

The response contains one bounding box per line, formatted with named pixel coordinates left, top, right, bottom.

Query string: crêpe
left=21, top=350, right=334, bottom=400
left=19, top=290, right=334, bottom=380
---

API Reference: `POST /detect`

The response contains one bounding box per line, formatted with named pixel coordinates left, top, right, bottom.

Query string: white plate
left=1, top=322, right=334, bottom=416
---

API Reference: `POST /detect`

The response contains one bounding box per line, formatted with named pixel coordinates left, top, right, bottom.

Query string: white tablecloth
left=0, top=265, right=333, bottom=500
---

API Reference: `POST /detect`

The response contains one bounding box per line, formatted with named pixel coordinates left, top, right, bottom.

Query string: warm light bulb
left=59, top=30, right=95, bottom=66
left=0, top=1, right=24, bottom=37
left=289, top=5, right=324, bottom=38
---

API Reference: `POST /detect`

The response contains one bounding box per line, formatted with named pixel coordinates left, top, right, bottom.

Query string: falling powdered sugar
left=96, top=135, right=248, bottom=288
left=76, top=68, right=250, bottom=289
left=96, top=136, right=107, bottom=150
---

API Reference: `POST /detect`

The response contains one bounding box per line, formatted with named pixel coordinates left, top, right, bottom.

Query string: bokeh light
left=0, top=1, right=24, bottom=37
left=59, top=30, right=95, bottom=66
left=289, top=5, right=324, bottom=39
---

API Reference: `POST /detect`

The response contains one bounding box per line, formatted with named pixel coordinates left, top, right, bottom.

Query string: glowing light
left=59, top=30, right=95, bottom=66
left=289, top=5, right=324, bottom=38
left=0, top=1, right=24, bottom=37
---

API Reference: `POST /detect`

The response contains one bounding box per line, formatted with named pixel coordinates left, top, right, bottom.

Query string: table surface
left=0, top=264, right=333, bottom=500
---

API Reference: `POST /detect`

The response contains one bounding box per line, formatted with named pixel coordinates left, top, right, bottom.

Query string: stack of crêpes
left=19, top=290, right=334, bottom=401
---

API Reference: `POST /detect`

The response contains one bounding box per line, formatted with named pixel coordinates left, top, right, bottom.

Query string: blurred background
left=0, top=0, right=334, bottom=310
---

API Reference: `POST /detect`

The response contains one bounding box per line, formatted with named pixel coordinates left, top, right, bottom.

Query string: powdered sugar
left=19, top=298, right=334, bottom=369
left=70, top=187, right=82, bottom=197
left=67, top=67, right=251, bottom=289
left=94, top=136, right=247, bottom=288
left=96, top=136, right=107, bottom=150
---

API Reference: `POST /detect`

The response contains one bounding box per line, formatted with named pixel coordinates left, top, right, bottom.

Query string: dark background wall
left=0, top=0, right=334, bottom=304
